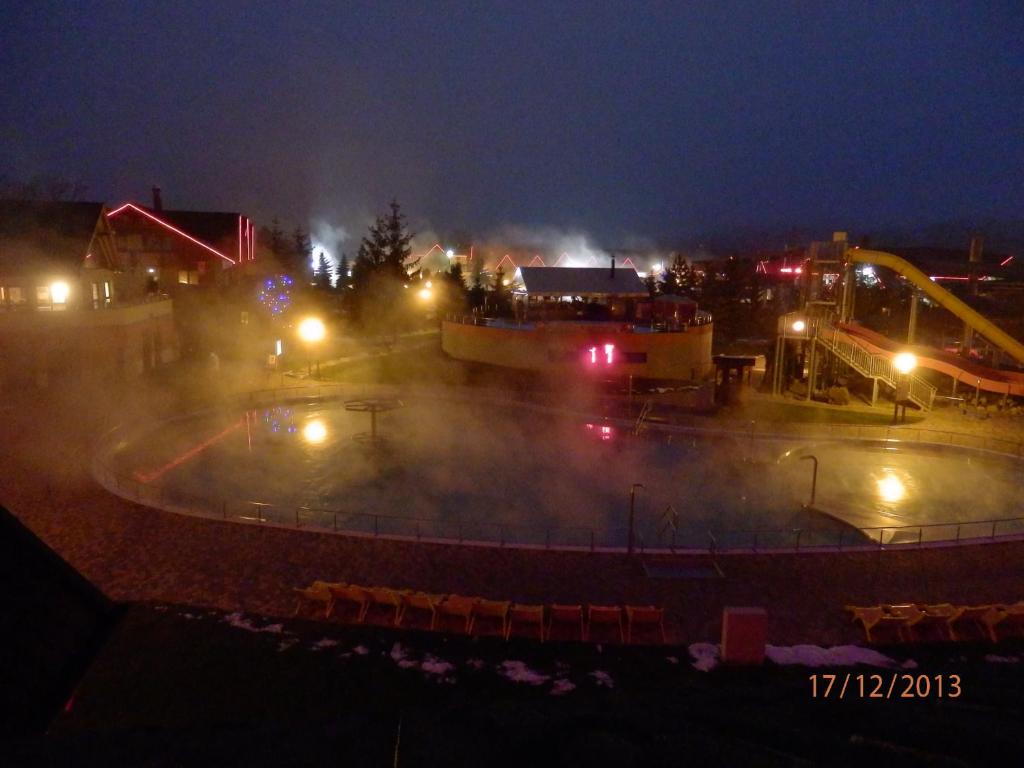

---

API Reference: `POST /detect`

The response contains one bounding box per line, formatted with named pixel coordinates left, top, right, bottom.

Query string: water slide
left=835, top=323, right=1024, bottom=398
left=848, top=248, right=1024, bottom=366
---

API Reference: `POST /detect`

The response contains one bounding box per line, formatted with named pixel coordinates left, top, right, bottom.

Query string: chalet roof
left=108, top=205, right=241, bottom=247
left=516, top=266, right=647, bottom=297
left=0, top=200, right=107, bottom=274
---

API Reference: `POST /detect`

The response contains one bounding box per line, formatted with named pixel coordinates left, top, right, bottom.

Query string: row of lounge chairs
left=845, top=602, right=1024, bottom=644
left=294, top=581, right=667, bottom=644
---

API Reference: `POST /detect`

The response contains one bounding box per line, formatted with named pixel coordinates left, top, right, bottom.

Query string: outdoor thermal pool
left=97, top=395, right=1024, bottom=550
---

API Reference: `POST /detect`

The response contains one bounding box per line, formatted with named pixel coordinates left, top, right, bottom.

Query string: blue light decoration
left=257, top=275, right=294, bottom=316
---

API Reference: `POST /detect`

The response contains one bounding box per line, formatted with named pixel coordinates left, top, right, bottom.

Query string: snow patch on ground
left=352, top=645, right=369, bottom=655
left=499, top=660, right=550, bottom=685
left=278, top=639, right=299, bottom=652
left=311, top=638, right=338, bottom=651
left=985, top=654, right=1021, bottom=663
left=550, top=678, right=576, bottom=696
left=420, top=656, right=456, bottom=677
left=590, top=670, right=614, bottom=688
left=766, top=644, right=901, bottom=668
left=224, top=612, right=285, bottom=635
left=689, top=642, right=720, bottom=672
left=665, top=656, right=679, bottom=665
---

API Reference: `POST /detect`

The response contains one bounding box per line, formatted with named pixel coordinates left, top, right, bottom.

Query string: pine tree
left=351, top=199, right=416, bottom=330
left=337, top=253, right=351, bottom=290
left=314, top=250, right=334, bottom=290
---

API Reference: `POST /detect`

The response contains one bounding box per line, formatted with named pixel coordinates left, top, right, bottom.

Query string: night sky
left=2, top=1, right=1022, bottom=247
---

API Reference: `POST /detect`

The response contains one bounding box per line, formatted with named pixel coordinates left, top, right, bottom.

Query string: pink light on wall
left=528, top=254, right=545, bottom=267
left=622, top=257, right=636, bottom=270
left=108, top=203, right=236, bottom=264
left=495, top=253, right=516, bottom=271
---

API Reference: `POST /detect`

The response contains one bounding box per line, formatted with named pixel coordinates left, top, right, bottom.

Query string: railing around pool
left=92, top=384, right=1024, bottom=555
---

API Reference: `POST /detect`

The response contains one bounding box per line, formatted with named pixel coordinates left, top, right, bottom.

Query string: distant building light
left=50, top=281, right=70, bottom=304
left=147, top=267, right=156, bottom=274
left=446, top=249, right=455, bottom=258
left=275, top=339, right=283, bottom=356
left=791, top=319, right=806, bottom=333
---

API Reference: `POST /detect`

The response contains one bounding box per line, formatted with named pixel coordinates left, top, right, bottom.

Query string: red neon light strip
left=528, top=254, right=545, bottom=266
left=133, top=418, right=244, bottom=483
left=1001, top=255, right=1014, bottom=267
left=495, top=254, right=516, bottom=271
left=553, top=253, right=569, bottom=267
left=108, top=203, right=236, bottom=264
left=239, top=216, right=243, bottom=263
left=622, top=257, right=636, bottom=269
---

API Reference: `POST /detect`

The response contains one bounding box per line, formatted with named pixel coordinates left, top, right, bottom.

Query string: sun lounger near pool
left=469, top=599, right=510, bottom=637
left=292, top=580, right=335, bottom=619
left=327, top=584, right=371, bottom=623
left=506, top=604, right=545, bottom=641
left=625, top=606, right=666, bottom=644
left=546, top=604, right=584, bottom=642
left=586, top=605, right=625, bottom=643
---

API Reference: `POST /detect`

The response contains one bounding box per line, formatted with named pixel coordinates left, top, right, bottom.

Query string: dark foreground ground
left=12, top=602, right=1024, bottom=767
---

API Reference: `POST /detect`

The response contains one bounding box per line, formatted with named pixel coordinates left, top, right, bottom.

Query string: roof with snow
left=516, top=266, right=647, bottom=297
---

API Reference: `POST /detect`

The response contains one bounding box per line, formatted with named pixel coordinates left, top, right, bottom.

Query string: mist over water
left=102, top=398, right=1024, bottom=548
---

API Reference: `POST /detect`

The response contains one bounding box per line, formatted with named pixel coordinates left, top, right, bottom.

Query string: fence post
left=295, top=508, right=300, bottom=527
left=878, top=529, right=885, bottom=549
left=837, top=529, right=843, bottom=551
left=955, top=524, right=960, bottom=543
left=991, top=520, right=997, bottom=540
left=917, top=528, right=923, bottom=547
left=795, top=529, right=802, bottom=551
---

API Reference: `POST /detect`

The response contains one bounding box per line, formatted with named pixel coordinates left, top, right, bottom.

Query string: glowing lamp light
left=893, top=352, right=917, bottom=375
left=50, top=281, right=70, bottom=304
left=791, top=319, right=806, bottom=333
left=446, top=249, right=455, bottom=258
left=425, top=280, right=432, bottom=288
left=418, top=288, right=432, bottom=300
left=297, top=317, right=326, bottom=343
left=876, top=473, right=906, bottom=504
left=302, top=419, right=327, bottom=445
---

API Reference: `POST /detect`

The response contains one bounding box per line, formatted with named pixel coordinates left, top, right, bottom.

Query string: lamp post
left=297, top=317, right=326, bottom=378
left=892, top=352, right=917, bottom=424
left=799, top=455, right=818, bottom=507
left=628, top=483, right=644, bottom=555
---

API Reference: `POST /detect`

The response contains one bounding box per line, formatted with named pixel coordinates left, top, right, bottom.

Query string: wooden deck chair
left=902, top=604, right=958, bottom=643
left=506, top=604, right=545, bottom=642
left=433, top=595, right=479, bottom=634
left=397, top=591, right=443, bottom=630
left=469, top=599, right=510, bottom=637
left=292, top=581, right=335, bottom=619
left=948, top=605, right=1003, bottom=642
left=845, top=605, right=907, bottom=644
left=547, top=604, right=584, bottom=642
left=625, top=606, right=666, bottom=644
left=364, top=587, right=407, bottom=626
left=586, top=605, right=625, bottom=643
left=327, top=583, right=371, bottom=623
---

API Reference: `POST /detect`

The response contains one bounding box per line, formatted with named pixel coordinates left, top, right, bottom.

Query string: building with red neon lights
left=0, top=200, right=176, bottom=390
left=106, top=188, right=256, bottom=294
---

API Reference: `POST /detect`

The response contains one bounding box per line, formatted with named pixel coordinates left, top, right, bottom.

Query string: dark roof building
left=515, top=266, right=647, bottom=298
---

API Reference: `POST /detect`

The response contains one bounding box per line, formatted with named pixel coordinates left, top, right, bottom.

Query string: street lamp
left=297, top=316, right=326, bottom=378
left=892, top=352, right=917, bottom=423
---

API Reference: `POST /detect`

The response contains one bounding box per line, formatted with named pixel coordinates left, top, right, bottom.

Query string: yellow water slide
left=848, top=248, right=1024, bottom=365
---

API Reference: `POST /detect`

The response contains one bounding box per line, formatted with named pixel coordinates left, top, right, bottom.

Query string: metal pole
left=628, top=483, right=643, bottom=555
left=799, top=455, right=818, bottom=506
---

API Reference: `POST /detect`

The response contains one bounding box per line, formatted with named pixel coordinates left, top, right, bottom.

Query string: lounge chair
left=902, top=603, right=959, bottom=643
left=625, top=605, right=666, bottom=644
left=433, top=595, right=480, bottom=634
left=845, top=604, right=912, bottom=644
left=397, top=591, right=444, bottom=630
left=989, top=602, right=1024, bottom=642
left=586, top=605, right=625, bottom=643
left=948, top=605, right=1003, bottom=642
left=469, top=599, right=510, bottom=637
left=506, top=604, right=545, bottom=641
left=547, top=604, right=584, bottom=642
left=327, top=583, right=371, bottom=623
left=292, top=580, right=335, bottom=619
left=364, top=587, right=407, bottom=626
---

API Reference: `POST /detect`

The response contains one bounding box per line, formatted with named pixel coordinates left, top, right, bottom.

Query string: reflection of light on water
left=302, top=420, right=327, bottom=445
left=876, top=472, right=906, bottom=504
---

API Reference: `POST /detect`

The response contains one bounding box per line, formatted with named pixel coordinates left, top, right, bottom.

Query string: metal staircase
left=814, top=325, right=937, bottom=411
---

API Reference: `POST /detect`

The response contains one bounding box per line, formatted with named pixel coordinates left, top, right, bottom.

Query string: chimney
left=152, top=186, right=163, bottom=211
left=610, top=256, right=615, bottom=280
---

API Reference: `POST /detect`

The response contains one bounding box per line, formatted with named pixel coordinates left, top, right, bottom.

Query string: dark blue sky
left=2, top=1, right=1022, bottom=245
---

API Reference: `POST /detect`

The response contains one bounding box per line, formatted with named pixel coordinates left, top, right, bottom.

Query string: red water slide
left=836, top=323, right=1024, bottom=397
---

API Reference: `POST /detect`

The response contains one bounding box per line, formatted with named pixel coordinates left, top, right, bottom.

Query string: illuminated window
left=0, top=286, right=5, bottom=306
left=103, top=281, right=112, bottom=306
left=178, top=270, right=189, bottom=285
left=36, top=285, right=52, bottom=310
left=9, top=286, right=24, bottom=305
